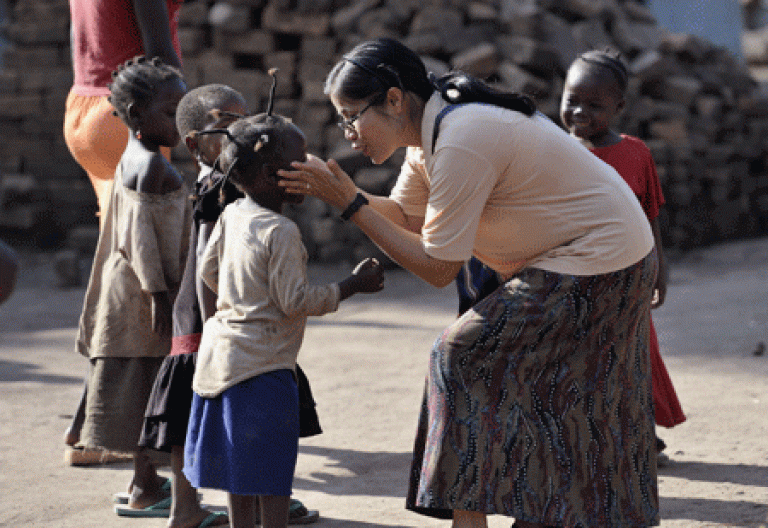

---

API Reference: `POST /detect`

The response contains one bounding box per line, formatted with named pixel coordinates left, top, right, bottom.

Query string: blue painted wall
left=647, top=0, right=743, bottom=58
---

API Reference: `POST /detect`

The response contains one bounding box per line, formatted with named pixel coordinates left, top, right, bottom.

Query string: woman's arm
left=279, top=158, right=461, bottom=287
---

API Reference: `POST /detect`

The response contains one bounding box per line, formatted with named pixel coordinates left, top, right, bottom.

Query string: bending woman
left=279, top=37, right=659, bottom=528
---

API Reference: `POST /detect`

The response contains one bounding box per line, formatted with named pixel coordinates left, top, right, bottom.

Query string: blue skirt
left=184, top=369, right=299, bottom=496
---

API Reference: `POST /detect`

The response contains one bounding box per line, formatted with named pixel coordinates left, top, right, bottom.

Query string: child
left=121, top=84, right=247, bottom=525
left=135, top=81, right=320, bottom=525
left=74, top=56, right=191, bottom=511
left=560, top=48, right=686, bottom=465
left=183, top=98, right=385, bottom=528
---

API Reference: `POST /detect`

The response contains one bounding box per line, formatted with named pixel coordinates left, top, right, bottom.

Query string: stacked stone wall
left=2, top=0, right=768, bottom=259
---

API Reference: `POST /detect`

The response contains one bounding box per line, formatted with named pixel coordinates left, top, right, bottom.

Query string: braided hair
left=574, top=48, right=629, bottom=95
left=196, top=70, right=306, bottom=195
left=108, top=55, right=185, bottom=126
left=326, top=37, right=535, bottom=116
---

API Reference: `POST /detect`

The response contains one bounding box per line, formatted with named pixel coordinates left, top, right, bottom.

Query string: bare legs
left=228, top=494, right=289, bottom=528
left=128, top=449, right=167, bottom=509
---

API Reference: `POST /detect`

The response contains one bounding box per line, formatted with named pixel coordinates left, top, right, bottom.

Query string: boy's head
left=176, top=84, right=248, bottom=167
left=560, top=49, right=628, bottom=144
left=218, top=113, right=307, bottom=204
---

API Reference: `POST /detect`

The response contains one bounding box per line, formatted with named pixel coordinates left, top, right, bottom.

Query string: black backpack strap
left=431, top=103, right=464, bottom=153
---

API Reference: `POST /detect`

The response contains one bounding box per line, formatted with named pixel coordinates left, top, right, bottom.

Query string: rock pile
left=2, top=0, right=768, bottom=258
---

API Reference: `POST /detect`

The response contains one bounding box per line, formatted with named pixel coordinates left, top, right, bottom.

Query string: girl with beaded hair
left=74, top=56, right=192, bottom=514
left=182, top=77, right=385, bottom=528
left=560, top=48, right=686, bottom=466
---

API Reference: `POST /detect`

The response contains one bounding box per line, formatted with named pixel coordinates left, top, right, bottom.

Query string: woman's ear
left=386, top=86, right=404, bottom=112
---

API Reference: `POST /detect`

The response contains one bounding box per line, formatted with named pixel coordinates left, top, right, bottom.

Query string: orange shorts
left=63, top=90, right=171, bottom=220
left=63, top=91, right=128, bottom=218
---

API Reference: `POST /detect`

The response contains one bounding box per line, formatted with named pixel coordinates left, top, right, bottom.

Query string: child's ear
left=127, top=102, right=140, bottom=125
left=185, top=131, right=199, bottom=154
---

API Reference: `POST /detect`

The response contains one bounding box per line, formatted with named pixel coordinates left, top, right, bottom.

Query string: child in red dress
left=560, top=48, right=686, bottom=464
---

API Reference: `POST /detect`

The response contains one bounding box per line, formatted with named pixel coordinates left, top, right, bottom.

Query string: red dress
left=591, top=135, right=686, bottom=428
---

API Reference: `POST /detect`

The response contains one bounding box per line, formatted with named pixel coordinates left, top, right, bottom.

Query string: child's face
left=560, top=64, right=624, bottom=145
left=194, top=101, right=248, bottom=167
left=137, top=77, right=187, bottom=148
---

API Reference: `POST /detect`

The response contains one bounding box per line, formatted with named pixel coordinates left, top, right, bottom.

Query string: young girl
left=127, top=84, right=247, bottom=525
left=560, top=48, right=687, bottom=464
left=183, top=103, right=385, bottom=528
left=74, top=56, right=191, bottom=512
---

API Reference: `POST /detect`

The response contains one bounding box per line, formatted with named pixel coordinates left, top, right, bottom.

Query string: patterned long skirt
left=406, top=251, right=659, bottom=528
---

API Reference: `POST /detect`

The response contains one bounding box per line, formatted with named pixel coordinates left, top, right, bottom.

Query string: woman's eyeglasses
left=337, top=94, right=384, bottom=133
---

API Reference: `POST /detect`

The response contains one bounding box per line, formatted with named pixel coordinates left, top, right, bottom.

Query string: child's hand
left=352, top=257, right=385, bottom=293
left=150, top=291, right=172, bottom=337
left=338, top=258, right=384, bottom=300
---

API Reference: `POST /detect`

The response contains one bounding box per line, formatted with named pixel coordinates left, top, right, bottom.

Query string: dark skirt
left=139, top=346, right=321, bottom=453
left=184, top=369, right=299, bottom=496
left=406, top=251, right=659, bottom=528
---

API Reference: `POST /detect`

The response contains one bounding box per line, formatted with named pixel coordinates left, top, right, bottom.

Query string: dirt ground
left=0, top=237, right=766, bottom=528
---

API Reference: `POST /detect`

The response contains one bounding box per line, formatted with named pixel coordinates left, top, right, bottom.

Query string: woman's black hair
left=574, top=48, right=629, bottom=95
left=196, top=70, right=305, bottom=191
left=108, top=55, right=184, bottom=126
left=325, top=37, right=535, bottom=116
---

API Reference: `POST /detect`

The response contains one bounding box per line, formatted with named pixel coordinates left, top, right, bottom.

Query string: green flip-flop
left=112, top=476, right=171, bottom=504
left=114, top=496, right=172, bottom=517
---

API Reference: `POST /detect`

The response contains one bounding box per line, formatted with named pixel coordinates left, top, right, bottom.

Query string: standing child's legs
left=258, top=495, right=291, bottom=528
left=168, top=445, right=228, bottom=527
left=227, top=494, right=257, bottom=528
left=129, top=448, right=168, bottom=508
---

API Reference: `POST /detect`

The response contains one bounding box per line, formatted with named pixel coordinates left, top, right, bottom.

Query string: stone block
left=2, top=45, right=63, bottom=68
left=330, top=0, right=380, bottom=34
left=649, top=118, right=688, bottom=143
left=353, top=167, right=395, bottom=195
left=468, top=2, right=498, bottom=22
left=178, top=27, right=208, bottom=57
left=498, top=62, right=552, bottom=99
left=178, top=0, right=213, bottom=26
left=208, top=2, right=252, bottom=33
left=571, top=18, right=612, bottom=56
left=218, top=29, right=275, bottom=56
left=611, top=18, right=663, bottom=55
left=495, top=35, right=561, bottom=78
left=300, top=38, right=338, bottom=62
left=450, top=43, right=499, bottom=79
left=0, top=94, right=43, bottom=118
left=262, top=3, right=331, bottom=36
left=19, top=67, right=73, bottom=92
left=661, top=76, right=703, bottom=108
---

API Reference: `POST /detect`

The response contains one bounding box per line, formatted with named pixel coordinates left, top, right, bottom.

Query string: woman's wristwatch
left=340, top=192, right=369, bottom=221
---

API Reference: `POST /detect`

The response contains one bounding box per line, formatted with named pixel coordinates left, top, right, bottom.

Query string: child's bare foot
left=169, top=509, right=228, bottom=528
left=127, top=471, right=172, bottom=509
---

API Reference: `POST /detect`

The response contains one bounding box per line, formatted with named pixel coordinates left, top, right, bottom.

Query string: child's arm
left=150, top=291, right=172, bottom=336
left=651, top=216, right=668, bottom=308
left=338, top=258, right=385, bottom=301
left=197, top=221, right=218, bottom=322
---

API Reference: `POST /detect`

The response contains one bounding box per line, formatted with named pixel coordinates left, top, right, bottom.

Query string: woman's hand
left=278, top=155, right=359, bottom=211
